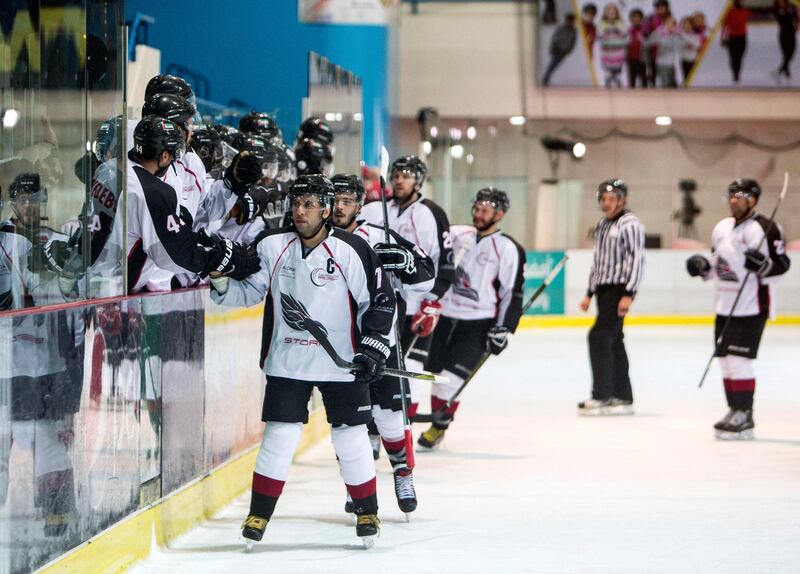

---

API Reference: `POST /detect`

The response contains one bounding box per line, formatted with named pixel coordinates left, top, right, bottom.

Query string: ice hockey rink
left=129, top=324, right=800, bottom=574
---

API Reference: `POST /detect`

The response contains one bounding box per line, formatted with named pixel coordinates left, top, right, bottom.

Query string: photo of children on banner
left=539, top=0, right=799, bottom=89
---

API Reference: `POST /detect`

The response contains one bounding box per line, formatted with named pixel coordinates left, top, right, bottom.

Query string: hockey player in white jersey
left=330, top=173, right=435, bottom=514
left=360, top=155, right=455, bottom=419
left=209, top=174, right=395, bottom=547
left=686, top=179, right=790, bottom=440
left=126, top=116, right=257, bottom=293
left=418, top=188, right=526, bottom=450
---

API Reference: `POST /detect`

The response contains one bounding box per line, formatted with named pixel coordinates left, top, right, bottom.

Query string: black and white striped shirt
left=587, top=210, right=645, bottom=297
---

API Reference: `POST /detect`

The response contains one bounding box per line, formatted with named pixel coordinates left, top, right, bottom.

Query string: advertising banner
left=524, top=251, right=567, bottom=315
left=299, top=0, right=395, bottom=25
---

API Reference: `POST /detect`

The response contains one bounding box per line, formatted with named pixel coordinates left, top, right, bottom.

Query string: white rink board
left=565, top=249, right=800, bottom=315
left=128, top=325, right=800, bottom=574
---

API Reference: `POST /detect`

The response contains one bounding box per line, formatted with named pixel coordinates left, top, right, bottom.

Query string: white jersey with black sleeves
left=440, top=225, right=526, bottom=331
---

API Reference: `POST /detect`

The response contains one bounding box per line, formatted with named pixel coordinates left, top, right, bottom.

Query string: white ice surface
left=129, top=326, right=800, bottom=574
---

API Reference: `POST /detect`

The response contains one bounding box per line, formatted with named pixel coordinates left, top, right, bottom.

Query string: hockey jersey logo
left=280, top=293, right=329, bottom=336
left=716, top=256, right=739, bottom=282
left=452, top=266, right=480, bottom=302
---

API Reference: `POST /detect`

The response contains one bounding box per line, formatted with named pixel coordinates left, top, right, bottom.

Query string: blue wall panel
left=126, top=1, right=388, bottom=164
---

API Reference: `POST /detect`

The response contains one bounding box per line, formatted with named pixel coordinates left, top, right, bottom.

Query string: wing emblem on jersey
left=452, top=267, right=480, bottom=301
left=716, top=256, right=739, bottom=282
left=281, top=293, right=329, bottom=335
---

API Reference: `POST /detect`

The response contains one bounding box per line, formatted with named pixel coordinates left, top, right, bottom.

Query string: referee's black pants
left=588, top=285, right=633, bottom=402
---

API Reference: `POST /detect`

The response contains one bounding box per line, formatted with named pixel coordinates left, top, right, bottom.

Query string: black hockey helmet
left=473, top=187, right=510, bottom=212
left=145, top=74, right=194, bottom=100
left=142, top=93, right=196, bottom=133
left=297, top=116, right=334, bottom=146
left=294, top=137, right=333, bottom=176
left=390, top=155, right=427, bottom=189
left=234, top=135, right=283, bottom=181
left=9, top=172, right=47, bottom=204
left=727, top=178, right=761, bottom=200
left=190, top=124, right=222, bottom=171
left=239, top=111, right=282, bottom=144
left=93, top=115, right=123, bottom=161
left=597, top=178, right=628, bottom=201
left=133, top=115, right=185, bottom=161
left=214, top=124, right=240, bottom=146
left=331, top=173, right=365, bottom=204
left=287, top=174, right=336, bottom=213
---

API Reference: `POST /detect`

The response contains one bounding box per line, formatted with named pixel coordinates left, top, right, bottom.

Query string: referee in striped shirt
left=578, top=179, right=645, bottom=416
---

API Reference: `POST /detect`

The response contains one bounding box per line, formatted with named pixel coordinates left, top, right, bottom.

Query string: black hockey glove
left=223, top=151, right=262, bottom=195
left=196, top=228, right=217, bottom=249
left=40, top=239, right=70, bottom=274
left=262, top=188, right=286, bottom=229
left=229, top=244, right=262, bottom=281
left=234, top=186, right=270, bottom=224
left=373, top=243, right=416, bottom=279
left=352, top=334, right=390, bottom=384
left=486, top=326, right=510, bottom=356
left=686, top=255, right=711, bottom=278
left=744, top=248, right=772, bottom=277
left=206, top=237, right=260, bottom=279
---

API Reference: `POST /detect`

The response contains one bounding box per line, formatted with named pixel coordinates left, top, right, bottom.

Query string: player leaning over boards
left=209, top=174, right=395, bottom=548
left=686, top=179, right=790, bottom=440
left=578, top=179, right=645, bottom=416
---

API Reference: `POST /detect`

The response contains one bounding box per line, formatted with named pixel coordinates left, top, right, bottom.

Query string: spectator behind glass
left=581, top=3, right=598, bottom=59
left=542, top=12, right=577, bottom=86
left=692, top=11, right=708, bottom=50
left=627, top=9, right=647, bottom=88
left=598, top=3, right=628, bottom=88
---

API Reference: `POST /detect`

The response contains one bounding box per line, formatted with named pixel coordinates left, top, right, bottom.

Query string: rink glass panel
left=0, top=288, right=268, bottom=574
left=0, top=1, right=127, bottom=315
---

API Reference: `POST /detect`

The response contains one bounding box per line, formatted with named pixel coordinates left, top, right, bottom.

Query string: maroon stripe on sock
left=346, top=477, right=377, bottom=500
left=381, top=437, right=406, bottom=453
left=408, top=402, right=419, bottom=418
left=446, top=401, right=460, bottom=416
left=723, top=378, right=733, bottom=392
left=431, top=396, right=447, bottom=411
left=729, top=378, right=755, bottom=392
left=252, top=473, right=285, bottom=497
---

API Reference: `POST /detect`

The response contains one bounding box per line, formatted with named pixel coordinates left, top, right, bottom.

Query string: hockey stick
left=698, top=172, right=789, bottom=388
left=280, top=293, right=451, bottom=384
left=414, top=253, right=569, bottom=423
left=378, top=147, right=416, bottom=469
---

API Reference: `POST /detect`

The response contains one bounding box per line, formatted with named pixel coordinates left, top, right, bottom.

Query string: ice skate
left=713, top=409, right=736, bottom=431
left=369, top=432, right=381, bottom=460
left=577, top=398, right=610, bottom=416
left=344, top=493, right=354, bottom=514
left=356, top=514, right=380, bottom=548
left=714, top=409, right=755, bottom=440
left=606, top=398, right=634, bottom=415
left=417, top=425, right=446, bottom=451
left=242, top=514, right=268, bottom=550
left=393, top=467, right=417, bottom=518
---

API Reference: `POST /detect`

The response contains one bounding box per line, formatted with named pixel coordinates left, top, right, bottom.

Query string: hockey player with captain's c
left=417, top=187, right=526, bottom=450
left=330, top=173, right=436, bottom=516
left=686, top=178, right=790, bottom=440
left=126, top=116, right=258, bottom=294
left=360, top=155, right=456, bottom=420
left=209, top=174, right=395, bottom=548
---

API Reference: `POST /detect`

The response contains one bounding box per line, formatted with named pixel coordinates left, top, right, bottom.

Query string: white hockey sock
left=254, top=422, right=303, bottom=481
left=331, top=424, right=375, bottom=488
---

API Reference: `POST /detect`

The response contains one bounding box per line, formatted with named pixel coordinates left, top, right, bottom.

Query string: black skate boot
left=344, top=493, right=354, bottom=514
left=356, top=514, right=380, bottom=548
left=393, top=468, right=417, bottom=517
left=242, top=514, right=269, bottom=549
left=417, top=425, right=446, bottom=450
left=577, top=398, right=610, bottom=416
left=713, top=409, right=736, bottom=432
left=715, top=409, right=755, bottom=440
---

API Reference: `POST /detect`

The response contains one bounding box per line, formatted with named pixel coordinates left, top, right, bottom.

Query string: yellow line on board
left=518, top=315, right=800, bottom=329
left=37, top=409, right=329, bottom=574
left=205, top=306, right=264, bottom=326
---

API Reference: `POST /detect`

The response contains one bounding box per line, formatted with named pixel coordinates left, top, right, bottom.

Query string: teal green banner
left=524, top=251, right=566, bottom=315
